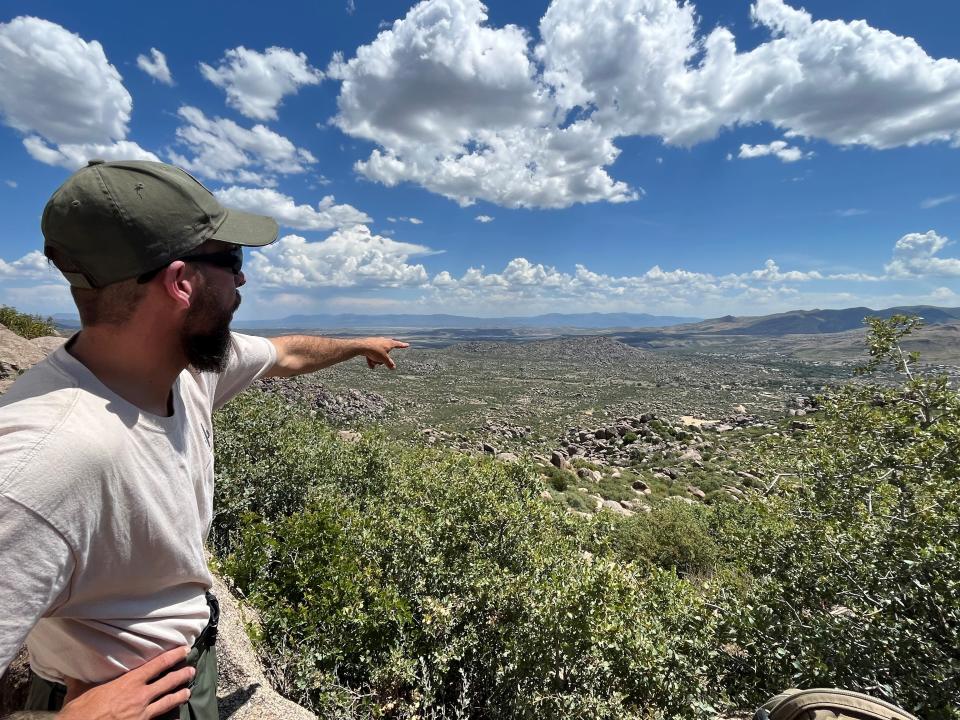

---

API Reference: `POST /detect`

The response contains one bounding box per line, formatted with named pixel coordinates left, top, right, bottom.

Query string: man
left=0, top=160, right=408, bottom=718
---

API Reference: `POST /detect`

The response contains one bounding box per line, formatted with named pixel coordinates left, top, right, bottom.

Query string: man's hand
left=360, top=337, right=410, bottom=370
left=58, top=646, right=194, bottom=720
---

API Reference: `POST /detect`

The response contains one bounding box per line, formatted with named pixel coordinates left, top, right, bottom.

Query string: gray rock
left=0, top=326, right=47, bottom=379
left=631, top=480, right=652, bottom=495
left=211, top=573, right=317, bottom=719
left=29, top=336, right=66, bottom=355
left=601, top=499, right=634, bottom=515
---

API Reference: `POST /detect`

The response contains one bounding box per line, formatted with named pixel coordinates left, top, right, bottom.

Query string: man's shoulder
left=0, top=357, right=120, bottom=490
left=203, top=332, right=277, bottom=410
left=0, top=356, right=84, bottom=440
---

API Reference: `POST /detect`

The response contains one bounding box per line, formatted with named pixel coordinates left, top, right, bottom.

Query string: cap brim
left=210, top=207, right=279, bottom=247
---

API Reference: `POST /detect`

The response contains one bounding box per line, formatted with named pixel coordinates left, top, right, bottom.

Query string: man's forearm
left=267, top=335, right=364, bottom=377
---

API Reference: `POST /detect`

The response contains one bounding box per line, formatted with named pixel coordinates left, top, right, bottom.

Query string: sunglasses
left=138, top=247, right=243, bottom=284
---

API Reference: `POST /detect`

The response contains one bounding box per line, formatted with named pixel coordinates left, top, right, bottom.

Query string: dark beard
left=182, top=292, right=237, bottom=373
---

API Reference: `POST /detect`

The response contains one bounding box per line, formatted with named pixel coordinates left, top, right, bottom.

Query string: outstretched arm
left=264, top=335, right=410, bottom=378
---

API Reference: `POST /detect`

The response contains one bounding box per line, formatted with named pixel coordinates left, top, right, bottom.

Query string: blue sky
left=1, top=0, right=959, bottom=320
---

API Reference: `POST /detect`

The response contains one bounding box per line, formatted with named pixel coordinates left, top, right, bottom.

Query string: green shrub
left=541, top=464, right=574, bottom=492
left=214, top=392, right=727, bottom=718
left=0, top=305, right=57, bottom=339
left=715, top=316, right=960, bottom=718
left=564, top=491, right=593, bottom=514
left=610, top=500, right=718, bottom=577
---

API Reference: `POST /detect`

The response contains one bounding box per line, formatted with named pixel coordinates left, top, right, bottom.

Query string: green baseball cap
left=41, top=159, right=279, bottom=289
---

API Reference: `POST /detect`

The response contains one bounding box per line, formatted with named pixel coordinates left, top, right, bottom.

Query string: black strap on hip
left=193, top=591, right=220, bottom=650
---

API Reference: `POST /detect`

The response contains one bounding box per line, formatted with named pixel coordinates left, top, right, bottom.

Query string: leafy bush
left=214, top=393, right=726, bottom=718
left=0, top=305, right=57, bottom=339
left=715, top=316, right=960, bottom=718
left=541, top=464, right=573, bottom=492
left=610, top=499, right=718, bottom=577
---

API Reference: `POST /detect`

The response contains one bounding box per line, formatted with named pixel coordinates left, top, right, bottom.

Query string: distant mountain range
left=229, top=312, right=701, bottom=330
left=671, top=305, right=960, bottom=336
left=51, top=305, right=960, bottom=336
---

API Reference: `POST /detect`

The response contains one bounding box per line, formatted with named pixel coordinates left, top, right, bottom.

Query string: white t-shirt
left=0, top=332, right=276, bottom=684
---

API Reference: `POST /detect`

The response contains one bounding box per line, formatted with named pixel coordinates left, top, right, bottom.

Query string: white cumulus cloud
left=328, top=0, right=960, bottom=209
left=23, top=136, right=159, bottom=170
left=885, top=230, right=960, bottom=278
left=0, top=250, right=62, bottom=281
left=247, top=228, right=434, bottom=289
left=0, top=16, right=132, bottom=146
left=214, top=186, right=371, bottom=231
left=201, top=47, right=323, bottom=121
left=930, top=287, right=958, bottom=302
left=0, top=17, right=158, bottom=169
left=229, top=232, right=945, bottom=316
left=746, top=259, right=823, bottom=282
left=329, top=0, right=637, bottom=209
left=137, top=48, right=173, bottom=85
left=169, top=106, right=317, bottom=185
left=414, top=251, right=892, bottom=316
left=475, top=215, right=494, bottom=223
left=541, top=0, right=960, bottom=148
left=738, top=140, right=812, bottom=163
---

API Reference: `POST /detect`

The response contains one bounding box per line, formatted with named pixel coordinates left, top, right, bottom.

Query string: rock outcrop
left=210, top=574, right=316, bottom=719
left=256, top=375, right=391, bottom=424
left=0, top=326, right=63, bottom=394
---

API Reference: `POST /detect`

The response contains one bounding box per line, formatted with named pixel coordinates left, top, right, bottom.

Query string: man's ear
left=160, top=261, right=195, bottom=310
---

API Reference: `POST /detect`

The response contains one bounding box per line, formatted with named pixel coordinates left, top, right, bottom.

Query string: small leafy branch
left=857, top=314, right=923, bottom=378
left=856, top=314, right=942, bottom=426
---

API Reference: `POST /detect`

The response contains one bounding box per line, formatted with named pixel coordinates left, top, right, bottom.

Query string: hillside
left=670, top=305, right=960, bottom=336
left=213, top=317, right=960, bottom=718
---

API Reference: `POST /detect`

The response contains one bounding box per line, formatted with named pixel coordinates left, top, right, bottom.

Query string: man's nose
left=235, top=271, right=246, bottom=287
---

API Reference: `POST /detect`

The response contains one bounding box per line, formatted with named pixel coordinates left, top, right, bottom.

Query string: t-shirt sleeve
left=0, top=496, right=74, bottom=674
left=210, top=332, right=277, bottom=411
